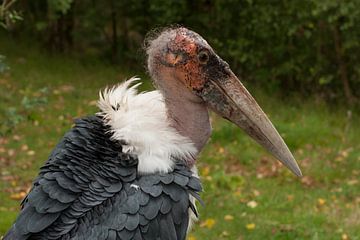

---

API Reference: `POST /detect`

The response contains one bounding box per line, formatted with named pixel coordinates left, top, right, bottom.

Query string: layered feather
left=4, top=116, right=202, bottom=240
left=98, top=77, right=197, bottom=174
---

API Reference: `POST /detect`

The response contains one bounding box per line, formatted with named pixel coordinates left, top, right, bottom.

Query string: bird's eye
left=198, top=51, right=209, bottom=64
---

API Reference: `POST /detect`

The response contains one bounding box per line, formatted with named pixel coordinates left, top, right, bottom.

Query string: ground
left=0, top=37, right=359, bottom=240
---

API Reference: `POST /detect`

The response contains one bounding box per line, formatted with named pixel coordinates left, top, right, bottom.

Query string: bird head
left=146, top=27, right=302, bottom=177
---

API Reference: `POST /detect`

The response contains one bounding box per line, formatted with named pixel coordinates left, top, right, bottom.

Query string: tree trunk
left=333, top=23, right=354, bottom=105
left=110, top=0, right=118, bottom=63
left=64, top=1, right=75, bottom=51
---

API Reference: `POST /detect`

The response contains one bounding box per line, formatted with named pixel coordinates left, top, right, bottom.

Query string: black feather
left=3, top=115, right=203, bottom=240
left=125, top=214, right=140, bottom=231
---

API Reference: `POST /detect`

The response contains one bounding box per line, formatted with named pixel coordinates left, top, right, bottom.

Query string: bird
left=4, top=27, right=301, bottom=240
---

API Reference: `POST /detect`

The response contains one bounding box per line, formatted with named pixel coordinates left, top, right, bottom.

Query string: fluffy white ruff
left=97, top=77, right=197, bottom=174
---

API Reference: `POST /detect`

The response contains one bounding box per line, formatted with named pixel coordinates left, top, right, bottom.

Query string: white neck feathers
left=97, top=77, right=197, bottom=174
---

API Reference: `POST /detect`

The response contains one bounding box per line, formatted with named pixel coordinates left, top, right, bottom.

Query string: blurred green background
left=0, top=0, right=359, bottom=239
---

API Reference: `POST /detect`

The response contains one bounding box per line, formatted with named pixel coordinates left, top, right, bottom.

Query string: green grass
left=1, top=35, right=359, bottom=240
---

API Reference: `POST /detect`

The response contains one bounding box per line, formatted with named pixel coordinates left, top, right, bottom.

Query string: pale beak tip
left=292, top=166, right=303, bottom=178
left=285, top=159, right=302, bottom=177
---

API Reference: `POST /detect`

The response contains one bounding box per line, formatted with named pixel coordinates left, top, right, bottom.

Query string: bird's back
left=4, top=115, right=202, bottom=240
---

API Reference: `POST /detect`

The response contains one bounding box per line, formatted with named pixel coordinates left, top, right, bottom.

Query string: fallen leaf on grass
left=233, top=189, right=241, bottom=197
left=13, top=135, right=22, bottom=141
left=335, top=148, right=352, bottom=162
left=59, top=85, right=75, bottom=93
left=301, top=176, right=316, bottom=187
left=346, top=179, right=358, bottom=186
left=188, top=235, right=196, bottom=240
left=317, top=198, right=326, bottom=206
left=1, top=173, right=19, bottom=182
left=21, top=144, right=29, bottom=151
left=279, top=224, right=294, bottom=232
left=256, top=157, right=282, bottom=178
left=27, top=150, right=35, bottom=156
left=218, top=147, right=225, bottom=154
left=201, top=166, right=210, bottom=176
left=342, top=233, right=349, bottom=240
left=7, top=149, right=15, bottom=157
left=224, top=215, right=234, bottom=221
left=0, top=137, right=9, bottom=145
left=287, top=195, right=294, bottom=201
left=200, top=218, right=216, bottom=229
left=10, top=191, right=27, bottom=200
left=247, top=200, right=258, bottom=208
left=205, top=176, right=212, bottom=181
left=245, top=223, right=256, bottom=230
left=88, top=100, right=97, bottom=106
left=252, top=189, right=261, bottom=197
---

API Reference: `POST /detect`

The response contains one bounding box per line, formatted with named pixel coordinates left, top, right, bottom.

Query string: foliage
left=3, top=0, right=360, bottom=103
left=47, top=0, right=73, bottom=14
left=0, top=0, right=22, bottom=29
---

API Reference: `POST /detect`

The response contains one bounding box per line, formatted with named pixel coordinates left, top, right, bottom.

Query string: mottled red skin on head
left=166, top=29, right=206, bottom=91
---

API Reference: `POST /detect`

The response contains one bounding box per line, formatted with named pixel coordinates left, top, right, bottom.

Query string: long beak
left=201, top=69, right=302, bottom=177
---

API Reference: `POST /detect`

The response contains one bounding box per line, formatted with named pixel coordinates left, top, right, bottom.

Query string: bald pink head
left=146, top=27, right=216, bottom=92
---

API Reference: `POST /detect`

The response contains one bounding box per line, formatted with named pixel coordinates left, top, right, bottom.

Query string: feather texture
left=97, top=78, right=197, bottom=174
left=4, top=116, right=202, bottom=240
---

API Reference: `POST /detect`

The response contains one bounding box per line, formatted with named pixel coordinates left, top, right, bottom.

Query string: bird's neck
left=157, top=79, right=212, bottom=165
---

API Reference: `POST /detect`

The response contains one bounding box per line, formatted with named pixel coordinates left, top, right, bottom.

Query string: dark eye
left=198, top=50, right=209, bottom=64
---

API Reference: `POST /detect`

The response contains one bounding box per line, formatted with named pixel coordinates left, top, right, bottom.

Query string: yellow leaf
left=188, top=235, right=196, bottom=240
left=317, top=198, right=326, bottom=206
left=246, top=223, right=256, bottom=230
left=200, top=218, right=216, bottom=229
left=27, top=150, right=35, bottom=156
left=218, top=147, right=225, bottom=154
left=342, top=233, right=349, bottom=240
left=224, top=215, right=234, bottom=221
left=10, top=192, right=26, bottom=200
left=201, top=166, right=210, bottom=176
left=11, top=180, right=17, bottom=187
left=205, top=176, right=213, bottom=181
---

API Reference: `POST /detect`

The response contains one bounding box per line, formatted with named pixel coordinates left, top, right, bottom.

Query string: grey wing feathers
left=4, top=116, right=202, bottom=240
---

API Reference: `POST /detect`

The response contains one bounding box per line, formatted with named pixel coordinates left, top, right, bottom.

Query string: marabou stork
left=4, top=27, right=301, bottom=240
